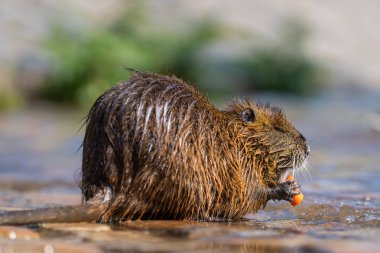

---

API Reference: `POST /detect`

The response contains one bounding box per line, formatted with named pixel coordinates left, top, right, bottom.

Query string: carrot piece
left=285, top=175, right=304, bottom=206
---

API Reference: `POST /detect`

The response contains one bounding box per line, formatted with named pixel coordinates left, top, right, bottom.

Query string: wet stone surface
left=0, top=89, right=380, bottom=252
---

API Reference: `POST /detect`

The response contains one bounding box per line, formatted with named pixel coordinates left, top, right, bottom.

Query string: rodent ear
left=241, top=108, right=255, bottom=123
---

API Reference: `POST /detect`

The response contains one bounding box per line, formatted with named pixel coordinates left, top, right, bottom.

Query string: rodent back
left=80, top=72, right=233, bottom=219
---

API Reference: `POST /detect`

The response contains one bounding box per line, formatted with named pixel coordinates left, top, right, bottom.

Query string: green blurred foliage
left=238, top=21, right=323, bottom=95
left=0, top=89, right=23, bottom=111
left=38, top=4, right=323, bottom=108
left=40, top=4, right=221, bottom=107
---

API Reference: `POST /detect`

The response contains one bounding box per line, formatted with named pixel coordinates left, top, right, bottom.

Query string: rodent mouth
left=278, top=156, right=308, bottom=184
left=278, top=147, right=310, bottom=184
left=279, top=168, right=295, bottom=183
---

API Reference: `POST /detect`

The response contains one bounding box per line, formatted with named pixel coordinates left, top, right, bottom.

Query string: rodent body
left=81, top=71, right=309, bottom=222
left=0, top=71, right=309, bottom=225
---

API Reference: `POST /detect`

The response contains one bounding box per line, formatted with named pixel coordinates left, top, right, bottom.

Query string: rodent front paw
left=268, top=180, right=301, bottom=202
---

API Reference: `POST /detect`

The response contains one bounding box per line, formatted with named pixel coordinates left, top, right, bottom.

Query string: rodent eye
left=241, top=108, right=255, bottom=123
left=274, top=126, right=286, bottom=133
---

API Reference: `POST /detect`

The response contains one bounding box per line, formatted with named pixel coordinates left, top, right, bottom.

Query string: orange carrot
left=286, top=175, right=304, bottom=206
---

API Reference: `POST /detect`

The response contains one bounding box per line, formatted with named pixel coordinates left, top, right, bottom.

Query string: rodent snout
left=305, top=144, right=310, bottom=156
left=299, top=133, right=310, bottom=156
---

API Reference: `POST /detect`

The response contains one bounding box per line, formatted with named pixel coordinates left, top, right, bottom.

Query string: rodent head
left=226, top=99, right=310, bottom=187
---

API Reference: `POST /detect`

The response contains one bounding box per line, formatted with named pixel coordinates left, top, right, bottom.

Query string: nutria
left=0, top=71, right=309, bottom=224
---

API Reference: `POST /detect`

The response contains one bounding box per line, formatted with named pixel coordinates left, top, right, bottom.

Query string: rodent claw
left=267, top=180, right=300, bottom=202
left=285, top=180, right=295, bottom=185
left=291, top=190, right=300, bottom=196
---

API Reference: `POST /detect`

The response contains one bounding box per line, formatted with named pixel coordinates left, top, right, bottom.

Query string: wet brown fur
left=81, top=71, right=309, bottom=222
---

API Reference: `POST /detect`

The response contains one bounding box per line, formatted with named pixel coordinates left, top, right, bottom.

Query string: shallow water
left=0, top=88, right=379, bottom=253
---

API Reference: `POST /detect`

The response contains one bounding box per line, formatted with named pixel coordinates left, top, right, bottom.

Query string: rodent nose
left=299, top=133, right=309, bottom=156
left=305, top=144, right=310, bottom=156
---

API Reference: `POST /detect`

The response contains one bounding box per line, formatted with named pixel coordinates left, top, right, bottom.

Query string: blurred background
left=0, top=0, right=379, bottom=249
left=1, top=0, right=380, bottom=109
